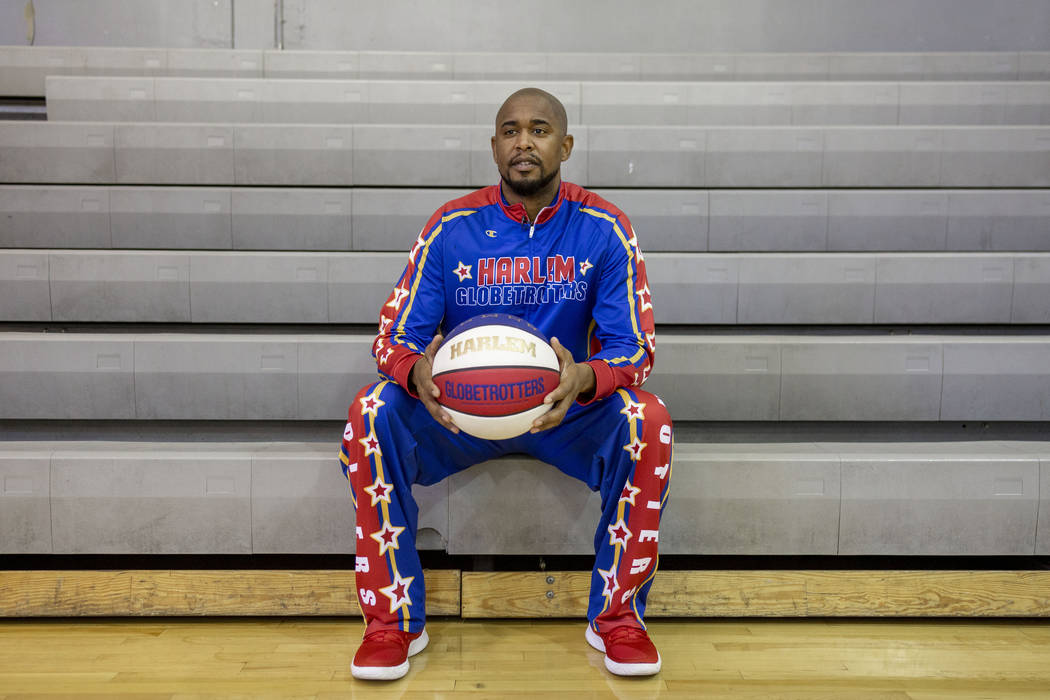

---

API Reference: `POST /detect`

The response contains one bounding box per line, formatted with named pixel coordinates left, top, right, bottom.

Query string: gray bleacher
left=2, top=249, right=1048, bottom=325
left=3, top=440, right=1047, bottom=556
left=5, top=46, right=1050, bottom=96
left=42, top=76, right=1050, bottom=126
left=2, top=332, right=1049, bottom=422
left=1, top=45, right=1049, bottom=560
left=3, top=122, right=1049, bottom=188
left=4, top=186, right=1050, bottom=252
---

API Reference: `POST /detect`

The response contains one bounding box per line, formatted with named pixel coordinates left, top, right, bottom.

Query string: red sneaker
left=351, top=628, right=429, bottom=680
left=586, top=624, right=661, bottom=676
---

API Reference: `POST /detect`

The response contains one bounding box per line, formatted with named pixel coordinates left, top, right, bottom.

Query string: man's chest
left=441, top=220, right=600, bottom=315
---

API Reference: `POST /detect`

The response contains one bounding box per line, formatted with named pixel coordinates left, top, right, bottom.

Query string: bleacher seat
left=2, top=441, right=1046, bottom=556
left=44, top=76, right=1050, bottom=126
left=6, top=47, right=1050, bottom=97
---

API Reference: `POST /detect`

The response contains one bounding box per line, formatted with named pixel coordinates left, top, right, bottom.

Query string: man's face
left=491, top=94, right=573, bottom=198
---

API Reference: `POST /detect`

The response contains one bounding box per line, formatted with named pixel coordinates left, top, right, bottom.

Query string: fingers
left=418, top=386, right=459, bottom=434
left=533, top=338, right=578, bottom=433
left=424, top=333, right=444, bottom=363
left=412, top=340, right=458, bottom=433
left=530, top=393, right=572, bottom=433
left=550, top=336, right=574, bottom=370
left=543, top=337, right=575, bottom=405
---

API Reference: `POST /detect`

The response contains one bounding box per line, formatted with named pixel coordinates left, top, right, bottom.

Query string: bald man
left=341, top=88, right=673, bottom=680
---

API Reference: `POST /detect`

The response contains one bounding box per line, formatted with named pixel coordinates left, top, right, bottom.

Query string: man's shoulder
left=418, top=185, right=498, bottom=235
left=439, top=185, right=499, bottom=217
left=562, top=182, right=629, bottom=223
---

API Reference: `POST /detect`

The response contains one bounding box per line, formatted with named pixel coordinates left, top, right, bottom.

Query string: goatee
left=502, top=167, right=559, bottom=197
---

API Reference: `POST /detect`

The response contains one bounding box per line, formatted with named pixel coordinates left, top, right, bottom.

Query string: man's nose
left=513, top=131, right=533, bottom=150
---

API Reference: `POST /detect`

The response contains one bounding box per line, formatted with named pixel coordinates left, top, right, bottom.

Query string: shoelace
left=605, top=626, right=649, bottom=646
left=362, top=629, right=409, bottom=647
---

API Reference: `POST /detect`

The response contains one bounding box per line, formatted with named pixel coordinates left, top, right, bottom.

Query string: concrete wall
left=3, top=0, right=1049, bottom=52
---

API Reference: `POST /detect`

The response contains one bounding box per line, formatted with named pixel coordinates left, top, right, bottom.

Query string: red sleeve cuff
left=578, top=359, right=615, bottom=405
left=390, top=352, right=424, bottom=398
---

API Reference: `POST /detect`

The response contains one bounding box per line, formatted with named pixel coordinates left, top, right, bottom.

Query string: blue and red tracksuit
left=340, top=181, right=673, bottom=636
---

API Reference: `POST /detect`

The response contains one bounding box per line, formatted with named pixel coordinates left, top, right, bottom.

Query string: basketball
left=430, top=314, right=561, bottom=439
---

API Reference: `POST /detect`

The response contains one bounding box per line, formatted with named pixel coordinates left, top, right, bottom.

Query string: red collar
left=497, top=181, right=565, bottom=227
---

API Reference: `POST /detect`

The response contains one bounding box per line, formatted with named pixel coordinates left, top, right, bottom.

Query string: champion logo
left=485, top=230, right=497, bottom=238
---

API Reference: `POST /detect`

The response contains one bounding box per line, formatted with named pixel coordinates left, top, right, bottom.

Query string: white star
left=409, top=234, right=426, bottom=263
left=370, top=521, right=406, bottom=556
left=379, top=572, right=415, bottom=614
left=359, top=393, right=386, bottom=418
left=379, top=347, right=394, bottom=365
left=607, top=519, right=633, bottom=548
left=645, top=331, right=656, bottom=351
left=628, top=233, right=645, bottom=262
left=386, top=285, right=409, bottom=310
left=619, top=480, right=642, bottom=506
left=379, top=316, right=393, bottom=333
left=453, top=261, right=473, bottom=282
left=362, top=475, right=392, bottom=507
left=359, top=430, right=383, bottom=458
left=623, top=438, right=647, bottom=462
left=620, top=399, right=646, bottom=422
left=598, top=567, right=620, bottom=600
left=579, top=258, right=593, bottom=276
left=635, top=284, right=652, bottom=312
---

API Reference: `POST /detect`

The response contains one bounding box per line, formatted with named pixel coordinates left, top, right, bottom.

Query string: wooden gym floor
left=1, top=617, right=1049, bottom=699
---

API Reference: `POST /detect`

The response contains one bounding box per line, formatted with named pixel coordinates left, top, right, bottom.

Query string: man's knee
left=628, top=388, right=672, bottom=433
left=347, top=379, right=413, bottom=423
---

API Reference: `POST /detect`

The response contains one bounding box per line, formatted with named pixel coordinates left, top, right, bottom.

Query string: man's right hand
left=410, top=334, right=460, bottom=434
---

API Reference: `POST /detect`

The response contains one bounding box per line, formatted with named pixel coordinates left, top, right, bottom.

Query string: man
left=340, top=88, right=673, bottom=680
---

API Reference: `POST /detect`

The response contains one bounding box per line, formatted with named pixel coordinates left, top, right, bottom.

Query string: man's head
left=491, top=88, right=573, bottom=200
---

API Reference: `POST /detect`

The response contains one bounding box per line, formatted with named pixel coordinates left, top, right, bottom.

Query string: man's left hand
left=530, top=337, right=596, bottom=433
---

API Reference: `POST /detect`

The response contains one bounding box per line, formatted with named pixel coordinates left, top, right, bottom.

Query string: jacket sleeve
left=372, top=209, right=448, bottom=396
left=582, top=211, right=656, bottom=403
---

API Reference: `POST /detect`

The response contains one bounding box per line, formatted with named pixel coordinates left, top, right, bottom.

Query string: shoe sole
left=585, top=625, right=662, bottom=676
left=351, top=628, right=430, bottom=681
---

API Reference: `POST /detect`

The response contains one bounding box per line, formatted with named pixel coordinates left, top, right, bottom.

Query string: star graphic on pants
left=362, top=475, right=392, bottom=507
left=598, top=567, right=620, bottom=600
left=607, top=519, right=633, bottom=548
left=452, top=261, right=473, bottom=282
left=379, top=572, right=415, bottom=614
left=620, top=399, right=646, bottom=422
left=359, top=430, right=382, bottom=458
left=623, top=437, right=647, bottom=462
left=619, top=480, right=641, bottom=506
left=359, top=393, right=386, bottom=418
left=370, top=521, right=406, bottom=556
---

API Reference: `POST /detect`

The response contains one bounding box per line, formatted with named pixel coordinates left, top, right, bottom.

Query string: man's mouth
left=511, top=158, right=540, bottom=172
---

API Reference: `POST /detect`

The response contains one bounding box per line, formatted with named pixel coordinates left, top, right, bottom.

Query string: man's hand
left=410, top=334, right=460, bottom=434
left=530, top=337, right=596, bottom=433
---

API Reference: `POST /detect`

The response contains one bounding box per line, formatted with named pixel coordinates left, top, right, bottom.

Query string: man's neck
left=501, top=177, right=561, bottom=223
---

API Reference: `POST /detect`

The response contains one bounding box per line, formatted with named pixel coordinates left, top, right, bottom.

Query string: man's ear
left=561, top=133, right=574, bottom=162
